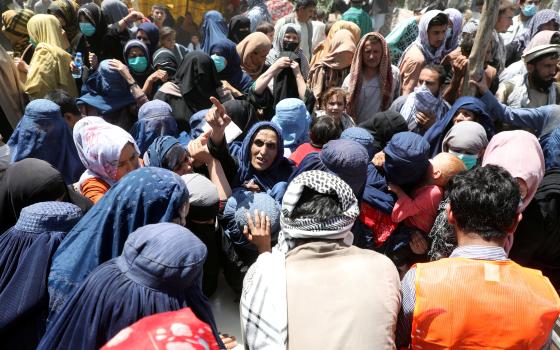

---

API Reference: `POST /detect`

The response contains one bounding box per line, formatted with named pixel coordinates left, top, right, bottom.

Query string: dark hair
left=320, top=87, right=347, bottom=110
left=290, top=187, right=343, bottom=220
left=256, top=22, right=274, bottom=35
left=528, top=52, right=560, bottom=66
left=152, top=4, right=166, bottom=11
left=310, top=116, right=342, bottom=147
left=159, top=26, right=176, bottom=40
left=295, top=0, right=316, bottom=9
left=428, top=13, right=449, bottom=29
left=44, top=89, right=80, bottom=116
left=423, top=64, right=446, bottom=86
left=551, top=32, right=560, bottom=44
left=448, top=165, right=520, bottom=241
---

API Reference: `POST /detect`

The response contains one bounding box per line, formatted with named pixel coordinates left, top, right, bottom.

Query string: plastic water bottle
left=72, top=52, right=83, bottom=79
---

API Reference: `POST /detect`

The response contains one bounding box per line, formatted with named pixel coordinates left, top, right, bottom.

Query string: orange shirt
left=80, top=177, right=110, bottom=204
left=412, top=258, right=560, bottom=349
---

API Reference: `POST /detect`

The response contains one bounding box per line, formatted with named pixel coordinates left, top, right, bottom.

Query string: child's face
left=161, top=34, right=176, bottom=49
left=191, top=35, right=200, bottom=44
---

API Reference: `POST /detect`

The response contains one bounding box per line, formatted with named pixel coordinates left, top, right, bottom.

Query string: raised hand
left=187, top=129, right=213, bottom=165
left=205, top=96, right=231, bottom=145
left=243, top=209, right=272, bottom=253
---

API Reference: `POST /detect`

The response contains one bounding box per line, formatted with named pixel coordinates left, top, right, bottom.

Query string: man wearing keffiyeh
left=240, top=170, right=401, bottom=350
left=399, top=10, right=448, bottom=95
left=343, top=32, right=399, bottom=124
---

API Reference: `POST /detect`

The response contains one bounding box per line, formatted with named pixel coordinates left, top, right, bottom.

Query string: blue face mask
left=448, top=150, right=478, bottom=170
left=128, top=56, right=148, bottom=73
left=445, top=27, right=453, bottom=40
left=522, top=3, right=537, bottom=17
left=211, top=54, right=226, bottom=73
left=79, top=22, right=96, bottom=37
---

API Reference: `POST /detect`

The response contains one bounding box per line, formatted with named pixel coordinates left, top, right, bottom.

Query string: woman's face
left=453, top=109, right=477, bottom=123
left=283, top=32, right=299, bottom=45
left=116, top=143, right=140, bottom=180
left=250, top=129, right=278, bottom=171
left=326, top=94, right=345, bottom=120
left=136, top=29, right=151, bottom=46
left=252, top=47, right=270, bottom=65
left=127, top=47, right=145, bottom=59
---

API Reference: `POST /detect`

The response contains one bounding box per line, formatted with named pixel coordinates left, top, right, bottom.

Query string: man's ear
left=526, top=63, right=535, bottom=74
left=446, top=203, right=456, bottom=226
left=507, top=212, right=523, bottom=235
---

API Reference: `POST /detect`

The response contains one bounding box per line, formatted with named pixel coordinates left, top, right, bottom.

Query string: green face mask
left=448, top=150, right=478, bottom=170
left=79, top=22, right=96, bottom=37
left=127, top=56, right=148, bottom=73
left=29, top=37, right=37, bottom=47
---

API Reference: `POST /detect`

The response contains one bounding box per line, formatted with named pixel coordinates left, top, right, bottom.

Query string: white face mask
left=0, top=144, right=11, bottom=170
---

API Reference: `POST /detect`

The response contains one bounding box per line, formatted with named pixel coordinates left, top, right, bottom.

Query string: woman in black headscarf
left=509, top=169, right=560, bottom=290
left=76, top=3, right=106, bottom=64
left=227, top=14, right=251, bottom=44
left=0, top=158, right=92, bottom=232
left=154, top=51, right=223, bottom=132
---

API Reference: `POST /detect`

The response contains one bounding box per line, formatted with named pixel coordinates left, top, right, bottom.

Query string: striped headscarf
left=2, top=9, right=34, bottom=54
left=347, top=32, right=393, bottom=118
left=48, top=0, right=80, bottom=45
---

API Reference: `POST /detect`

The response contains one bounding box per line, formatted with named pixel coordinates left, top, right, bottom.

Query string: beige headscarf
left=0, top=45, right=26, bottom=129
left=2, top=9, right=34, bottom=55
left=25, top=14, right=77, bottom=99
left=307, top=29, right=357, bottom=99
left=236, top=32, right=271, bottom=80
left=310, top=20, right=360, bottom=67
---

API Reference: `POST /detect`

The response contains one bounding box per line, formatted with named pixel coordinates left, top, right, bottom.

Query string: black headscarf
left=223, top=99, right=258, bottom=142
left=173, top=51, right=221, bottom=120
left=0, top=158, right=92, bottom=232
left=509, top=168, right=560, bottom=290
left=359, top=110, right=408, bottom=154
left=77, top=2, right=107, bottom=57
left=227, top=15, right=251, bottom=44
left=0, top=159, right=67, bottom=232
left=153, top=47, right=178, bottom=77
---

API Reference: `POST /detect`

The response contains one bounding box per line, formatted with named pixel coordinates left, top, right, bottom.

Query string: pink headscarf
left=482, top=130, right=545, bottom=211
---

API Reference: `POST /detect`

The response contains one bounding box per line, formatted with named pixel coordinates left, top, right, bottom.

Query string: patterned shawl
left=347, top=32, right=393, bottom=118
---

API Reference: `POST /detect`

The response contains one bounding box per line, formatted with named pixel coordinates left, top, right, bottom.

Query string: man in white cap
left=496, top=41, right=560, bottom=108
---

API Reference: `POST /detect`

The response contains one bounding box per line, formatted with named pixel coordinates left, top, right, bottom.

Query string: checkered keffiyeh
left=241, top=170, right=359, bottom=350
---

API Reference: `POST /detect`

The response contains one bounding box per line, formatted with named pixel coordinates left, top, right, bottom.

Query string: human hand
left=290, top=60, right=301, bottom=75
left=409, top=231, right=428, bottom=255
left=15, top=57, right=28, bottom=73
left=148, top=69, right=168, bottom=84
left=243, top=179, right=261, bottom=192
left=452, top=55, right=468, bottom=77
left=108, top=59, right=133, bottom=83
left=187, top=129, right=213, bottom=165
left=469, top=75, right=489, bottom=95
left=271, top=57, right=291, bottom=73
left=415, top=111, right=436, bottom=129
left=89, top=52, right=99, bottom=69
left=205, top=96, right=231, bottom=145
left=126, top=10, right=144, bottom=23
left=70, top=60, right=80, bottom=75
left=243, top=209, right=272, bottom=253
left=219, top=334, right=238, bottom=349
left=372, top=151, right=385, bottom=168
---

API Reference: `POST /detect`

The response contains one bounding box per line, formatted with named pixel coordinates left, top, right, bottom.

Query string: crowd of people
left=0, top=0, right=560, bottom=348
